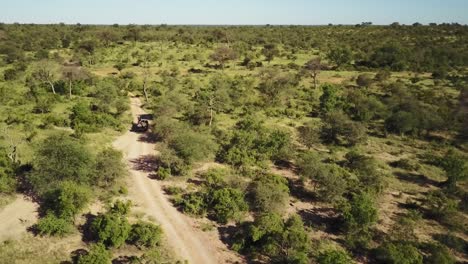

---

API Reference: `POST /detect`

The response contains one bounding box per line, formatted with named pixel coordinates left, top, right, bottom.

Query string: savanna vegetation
left=0, top=22, right=467, bottom=263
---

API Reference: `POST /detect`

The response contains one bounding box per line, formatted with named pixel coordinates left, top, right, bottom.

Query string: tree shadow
left=138, top=132, right=158, bottom=143
left=298, top=207, right=341, bottom=235
left=80, top=213, right=97, bottom=243
left=217, top=225, right=255, bottom=264
left=69, top=249, right=88, bottom=264
left=130, top=155, right=160, bottom=172
left=394, top=171, right=442, bottom=187
left=433, top=233, right=468, bottom=255
left=287, top=178, right=317, bottom=203
left=112, top=256, right=139, bottom=264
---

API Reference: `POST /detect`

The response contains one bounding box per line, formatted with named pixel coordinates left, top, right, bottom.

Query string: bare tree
left=210, top=46, right=237, bottom=69
left=305, top=58, right=323, bottom=89
left=62, top=65, right=87, bottom=99
left=31, top=60, right=61, bottom=94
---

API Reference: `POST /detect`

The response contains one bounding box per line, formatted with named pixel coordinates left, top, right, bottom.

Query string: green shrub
left=90, top=212, right=131, bottom=248
left=425, top=190, right=458, bottom=220
left=29, top=133, right=94, bottom=193
left=391, top=158, right=421, bottom=171
left=433, top=233, right=468, bottom=255
left=179, top=192, right=207, bottom=216
left=439, top=149, right=468, bottom=187
left=210, top=187, right=248, bottom=224
left=169, top=130, right=218, bottom=165
left=35, top=213, right=73, bottom=237
left=128, top=221, right=163, bottom=248
left=317, top=249, right=354, bottom=264
left=374, top=242, right=423, bottom=264
left=423, top=243, right=455, bottom=264
left=42, top=181, right=92, bottom=220
left=94, top=148, right=126, bottom=187
left=77, top=243, right=111, bottom=264
left=234, top=213, right=311, bottom=263
left=250, top=173, right=289, bottom=213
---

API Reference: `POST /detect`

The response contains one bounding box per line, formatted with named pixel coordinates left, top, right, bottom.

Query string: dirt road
left=113, top=97, right=241, bottom=264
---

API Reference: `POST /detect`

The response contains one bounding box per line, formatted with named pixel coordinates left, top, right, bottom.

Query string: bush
left=77, top=243, right=111, bottom=264
left=94, top=148, right=126, bottom=187
left=42, top=181, right=92, bottom=220
left=251, top=173, right=289, bottom=213
left=425, top=190, right=458, bottom=220
left=345, top=151, right=386, bottom=194
left=128, top=221, right=163, bottom=248
left=234, top=213, right=311, bottom=263
left=29, top=133, right=94, bottom=193
left=433, top=233, right=468, bottom=255
left=356, top=74, right=374, bottom=87
left=391, top=158, right=421, bottom=171
left=321, top=111, right=367, bottom=146
left=90, top=212, right=131, bottom=248
left=423, top=243, right=455, bottom=264
left=374, top=242, right=423, bottom=264
left=219, top=118, right=291, bottom=167
left=169, top=130, right=218, bottom=165
left=439, top=149, right=468, bottom=187
left=3, top=68, right=18, bottom=81
left=210, top=187, right=248, bottom=224
left=35, top=213, right=73, bottom=237
left=178, top=192, right=207, bottom=216
left=317, top=249, right=354, bottom=264
left=339, top=191, right=378, bottom=249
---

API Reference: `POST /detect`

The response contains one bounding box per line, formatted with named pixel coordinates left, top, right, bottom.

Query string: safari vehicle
left=132, top=114, right=153, bottom=132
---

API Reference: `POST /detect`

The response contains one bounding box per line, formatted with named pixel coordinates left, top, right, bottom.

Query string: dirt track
left=113, top=97, right=241, bottom=264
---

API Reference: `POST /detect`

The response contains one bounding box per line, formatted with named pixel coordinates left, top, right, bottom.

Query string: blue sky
left=1, top=0, right=467, bottom=25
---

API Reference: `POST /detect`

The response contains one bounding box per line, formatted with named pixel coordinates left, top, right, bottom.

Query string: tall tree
left=210, top=46, right=237, bottom=69
left=31, top=60, right=61, bottom=94
left=305, top=57, right=323, bottom=89
left=262, top=44, right=279, bottom=64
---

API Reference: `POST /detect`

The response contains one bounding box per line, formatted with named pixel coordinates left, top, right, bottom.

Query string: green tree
left=317, top=249, right=354, bottom=264
left=94, top=148, right=126, bottom=187
left=90, top=213, right=131, bottom=248
left=339, top=191, right=378, bottom=249
left=235, top=213, right=311, bottom=264
left=29, top=133, right=94, bottom=193
left=297, top=121, right=321, bottom=149
left=374, top=242, right=423, bottom=264
left=35, top=213, right=74, bottom=237
left=42, top=181, right=92, bottom=220
left=440, top=150, right=468, bottom=187
left=251, top=173, right=290, bottom=213
left=319, top=84, right=341, bottom=114
left=77, top=243, right=112, bottom=264
left=169, top=130, right=218, bottom=165
left=210, top=187, right=248, bottom=224
left=327, top=47, right=352, bottom=68
left=321, top=111, right=366, bottom=146
left=262, top=44, right=279, bottom=64
left=128, top=221, right=163, bottom=248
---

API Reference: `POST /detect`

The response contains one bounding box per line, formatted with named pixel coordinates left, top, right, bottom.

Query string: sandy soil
left=113, top=97, right=242, bottom=264
left=0, top=195, right=38, bottom=242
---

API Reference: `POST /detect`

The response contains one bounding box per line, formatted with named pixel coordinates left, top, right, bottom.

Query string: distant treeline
left=0, top=23, right=467, bottom=72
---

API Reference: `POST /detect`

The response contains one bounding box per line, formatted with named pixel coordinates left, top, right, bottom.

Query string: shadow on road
left=131, top=155, right=160, bottom=172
